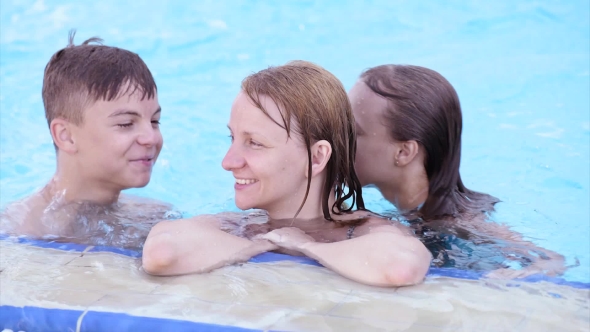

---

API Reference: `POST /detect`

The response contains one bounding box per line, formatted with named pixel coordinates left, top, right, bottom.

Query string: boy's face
left=71, top=90, right=163, bottom=191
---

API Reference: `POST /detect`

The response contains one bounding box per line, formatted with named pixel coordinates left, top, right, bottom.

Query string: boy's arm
left=142, top=215, right=277, bottom=276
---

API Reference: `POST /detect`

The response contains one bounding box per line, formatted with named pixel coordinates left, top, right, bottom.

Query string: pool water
left=0, top=0, right=588, bottom=283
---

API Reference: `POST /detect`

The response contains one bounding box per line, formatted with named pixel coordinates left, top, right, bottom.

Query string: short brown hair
left=360, top=65, right=499, bottom=220
left=242, top=61, right=365, bottom=220
left=42, top=30, right=157, bottom=129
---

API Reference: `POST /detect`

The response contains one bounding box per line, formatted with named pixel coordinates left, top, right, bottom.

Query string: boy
left=0, top=31, right=178, bottom=248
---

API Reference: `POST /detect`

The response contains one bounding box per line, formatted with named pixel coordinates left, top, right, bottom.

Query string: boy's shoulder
left=118, top=193, right=182, bottom=220
left=0, top=191, right=49, bottom=236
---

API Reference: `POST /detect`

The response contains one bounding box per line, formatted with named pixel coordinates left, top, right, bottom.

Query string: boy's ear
left=306, top=140, right=332, bottom=178
left=50, top=118, right=78, bottom=154
left=394, top=140, right=420, bottom=167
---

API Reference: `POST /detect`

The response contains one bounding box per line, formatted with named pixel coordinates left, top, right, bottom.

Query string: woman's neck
left=268, top=215, right=331, bottom=229
left=266, top=176, right=336, bottom=220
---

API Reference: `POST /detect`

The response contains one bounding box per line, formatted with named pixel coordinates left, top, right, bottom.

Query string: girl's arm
left=451, top=215, right=567, bottom=279
left=262, top=220, right=432, bottom=287
left=142, top=215, right=277, bottom=276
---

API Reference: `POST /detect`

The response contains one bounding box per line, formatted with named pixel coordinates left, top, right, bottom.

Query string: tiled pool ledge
left=1, top=240, right=589, bottom=331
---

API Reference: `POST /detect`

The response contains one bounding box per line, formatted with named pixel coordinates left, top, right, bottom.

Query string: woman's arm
left=142, top=215, right=277, bottom=276
left=262, top=221, right=432, bottom=287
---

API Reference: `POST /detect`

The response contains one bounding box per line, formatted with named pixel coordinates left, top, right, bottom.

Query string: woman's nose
left=221, top=143, right=245, bottom=171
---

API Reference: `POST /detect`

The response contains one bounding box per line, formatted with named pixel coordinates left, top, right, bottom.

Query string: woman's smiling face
left=222, top=92, right=308, bottom=216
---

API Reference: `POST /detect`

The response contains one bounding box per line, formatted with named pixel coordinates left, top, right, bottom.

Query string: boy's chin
left=124, top=177, right=151, bottom=189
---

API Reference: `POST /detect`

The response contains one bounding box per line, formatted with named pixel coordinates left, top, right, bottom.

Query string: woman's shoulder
left=336, top=210, right=413, bottom=237
left=151, top=210, right=268, bottom=235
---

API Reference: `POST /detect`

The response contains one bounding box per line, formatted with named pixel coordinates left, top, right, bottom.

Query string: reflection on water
left=410, top=220, right=529, bottom=270
left=381, top=209, right=568, bottom=275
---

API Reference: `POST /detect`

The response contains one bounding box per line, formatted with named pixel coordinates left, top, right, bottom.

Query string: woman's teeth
left=236, top=179, right=258, bottom=185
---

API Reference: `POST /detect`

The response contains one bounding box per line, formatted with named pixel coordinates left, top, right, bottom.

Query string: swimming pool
left=1, top=0, right=589, bottom=330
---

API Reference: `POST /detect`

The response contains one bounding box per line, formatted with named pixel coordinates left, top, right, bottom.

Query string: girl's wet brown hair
left=360, top=64, right=499, bottom=220
left=242, top=60, right=365, bottom=220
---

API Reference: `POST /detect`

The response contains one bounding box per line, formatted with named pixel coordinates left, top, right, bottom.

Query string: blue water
left=0, top=0, right=588, bottom=282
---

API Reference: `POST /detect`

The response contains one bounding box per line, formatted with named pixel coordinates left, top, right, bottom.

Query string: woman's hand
left=243, top=222, right=271, bottom=240
left=261, top=227, right=316, bottom=251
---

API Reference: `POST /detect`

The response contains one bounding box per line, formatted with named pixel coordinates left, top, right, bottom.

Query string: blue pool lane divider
left=1, top=235, right=589, bottom=331
left=0, top=306, right=260, bottom=332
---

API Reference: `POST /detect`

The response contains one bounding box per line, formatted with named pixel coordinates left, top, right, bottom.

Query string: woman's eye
left=249, top=140, right=263, bottom=147
left=152, top=120, right=161, bottom=126
left=228, top=135, right=234, bottom=142
left=117, top=123, right=133, bottom=128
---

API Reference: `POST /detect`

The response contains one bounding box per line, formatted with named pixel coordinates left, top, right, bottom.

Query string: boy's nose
left=221, top=144, right=245, bottom=171
left=137, top=123, right=162, bottom=147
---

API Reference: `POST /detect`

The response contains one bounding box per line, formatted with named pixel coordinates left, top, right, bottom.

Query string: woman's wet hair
left=360, top=65, right=499, bottom=220
left=241, top=60, right=365, bottom=220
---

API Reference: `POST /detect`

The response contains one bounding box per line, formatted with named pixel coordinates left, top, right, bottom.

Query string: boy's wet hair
left=42, top=30, right=157, bottom=129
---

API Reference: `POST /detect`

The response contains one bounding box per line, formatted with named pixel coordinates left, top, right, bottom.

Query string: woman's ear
left=307, top=140, right=332, bottom=178
left=393, top=140, right=420, bottom=167
left=50, top=118, right=78, bottom=154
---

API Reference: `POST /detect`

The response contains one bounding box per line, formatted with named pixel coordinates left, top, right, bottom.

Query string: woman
left=142, top=61, right=431, bottom=287
left=349, top=65, right=566, bottom=278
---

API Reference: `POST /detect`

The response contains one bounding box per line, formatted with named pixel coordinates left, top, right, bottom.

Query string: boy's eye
left=117, top=123, right=133, bottom=128
left=152, top=120, right=161, bottom=126
left=228, top=135, right=234, bottom=142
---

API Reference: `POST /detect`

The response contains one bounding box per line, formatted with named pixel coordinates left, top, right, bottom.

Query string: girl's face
left=222, top=92, right=308, bottom=217
left=348, top=80, right=397, bottom=188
